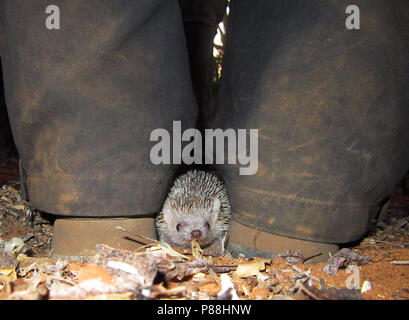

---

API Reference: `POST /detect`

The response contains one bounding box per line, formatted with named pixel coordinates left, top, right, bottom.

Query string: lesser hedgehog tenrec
left=155, top=170, right=231, bottom=250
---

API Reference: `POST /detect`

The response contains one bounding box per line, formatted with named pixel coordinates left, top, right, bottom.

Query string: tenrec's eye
left=205, top=222, right=210, bottom=230
left=176, top=224, right=182, bottom=232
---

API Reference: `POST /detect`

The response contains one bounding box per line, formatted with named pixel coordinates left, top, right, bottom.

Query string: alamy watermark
left=45, top=5, right=60, bottom=30
left=45, top=4, right=361, bottom=31
left=150, top=121, right=259, bottom=176
left=345, top=265, right=360, bottom=290
left=345, top=5, right=360, bottom=30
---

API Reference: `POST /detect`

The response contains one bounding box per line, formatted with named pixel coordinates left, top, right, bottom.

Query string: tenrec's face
left=168, top=209, right=215, bottom=249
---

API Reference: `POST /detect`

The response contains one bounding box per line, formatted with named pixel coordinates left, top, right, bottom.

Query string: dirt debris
left=0, top=174, right=409, bottom=300
left=0, top=184, right=53, bottom=258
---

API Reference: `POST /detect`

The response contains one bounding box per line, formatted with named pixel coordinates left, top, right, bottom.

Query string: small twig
left=116, top=226, right=158, bottom=245
left=295, top=280, right=323, bottom=300
left=400, top=219, right=408, bottom=228
left=278, top=251, right=322, bottom=264
left=289, top=264, right=338, bottom=289
left=209, top=265, right=237, bottom=273
left=390, top=260, right=409, bottom=265
left=290, top=264, right=303, bottom=273
left=207, top=268, right=220, bottom=283
left=5, top=210, right=19, bottom=218
left=22, top=233, right=34, bottom=242
left=302, top=253, right=323, bottom=263
left=132, top=242, right=157, bottom=253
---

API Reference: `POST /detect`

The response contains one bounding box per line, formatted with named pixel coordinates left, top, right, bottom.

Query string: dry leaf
left=217, top=274, right=239, bottom=300
left=234, top=260, right=266, bottom=278
left=17, top=254, right=55, bottom=276
left=191, top=240, right=204, bottom=259
left=0, top=267, right=17, bottom=281
left=361, top=280, right=372, bottom=293
left=148, top=243, right=188, bottom=260
left=93, top=244, right=157, bottom=289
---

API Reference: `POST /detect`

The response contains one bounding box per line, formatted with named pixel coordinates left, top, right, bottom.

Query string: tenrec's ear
left=162, top=201, right=174, bottom=228
left=210, top=197, right=221, bottom=226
